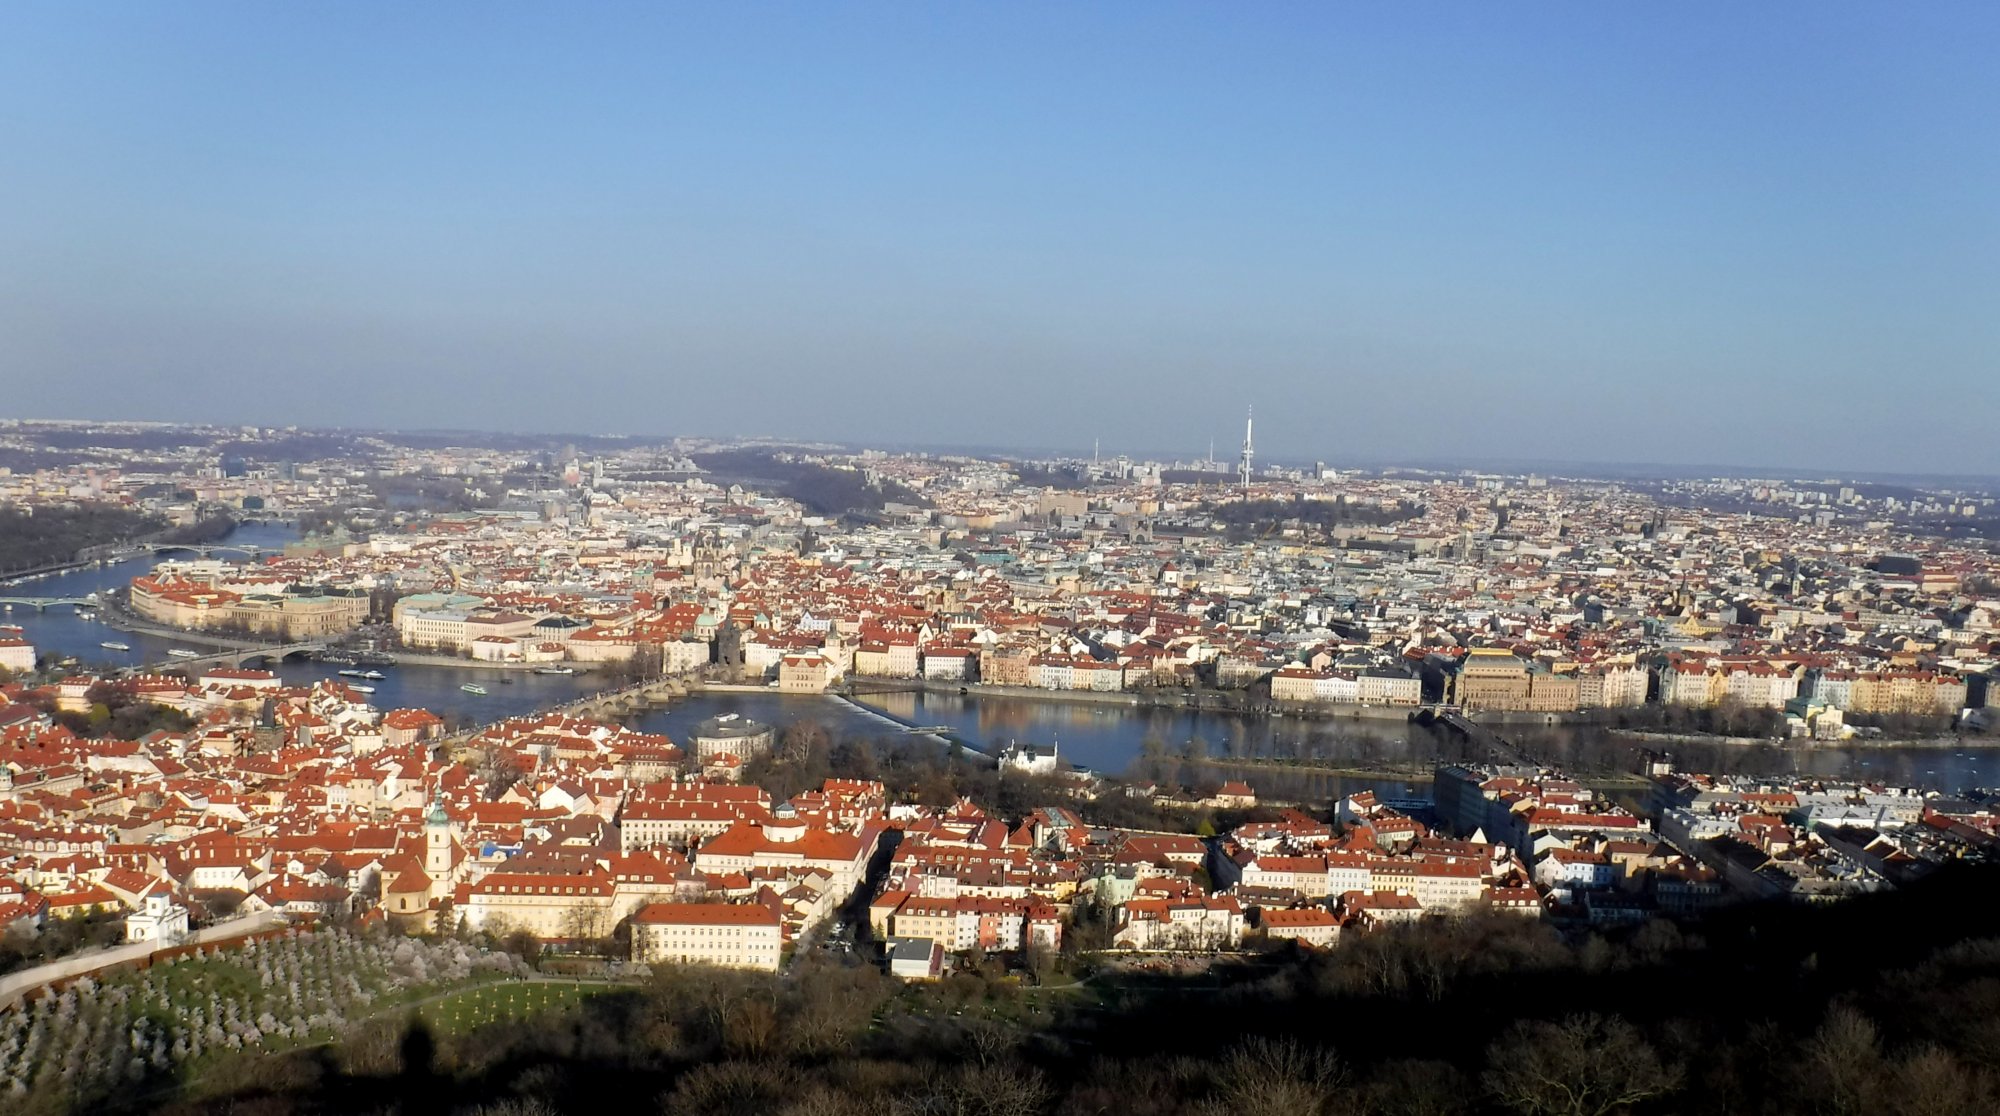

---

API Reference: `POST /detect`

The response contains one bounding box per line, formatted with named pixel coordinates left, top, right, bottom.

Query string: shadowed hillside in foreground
left=42, top=864, right=1995, bottom=1116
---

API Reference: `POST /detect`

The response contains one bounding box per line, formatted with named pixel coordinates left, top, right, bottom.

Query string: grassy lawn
left=415, top=981, right=611, bottom=1036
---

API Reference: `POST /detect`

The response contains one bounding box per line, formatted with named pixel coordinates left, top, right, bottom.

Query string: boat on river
left=533, top=666, right=576, bottom=675
left=461, top=683, right=488, bottom=695
left=100, top=641, right=131, bottom=651
left=167, top=648, right=199, bottom=658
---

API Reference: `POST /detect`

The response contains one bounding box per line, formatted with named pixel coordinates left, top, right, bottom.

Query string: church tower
left=424, top=792, right=454, bottom=878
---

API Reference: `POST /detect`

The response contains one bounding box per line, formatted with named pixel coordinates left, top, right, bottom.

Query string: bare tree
left=478, top=748, right=524, bottom=800
left=897, top=1064, right=1051, bottom=1116
left=781, top=719, right=829, bottom=764
left=1797, top=1006, right=1883, bottom=1116
left=558, top=903, right=608, bottom=954
left=1482, top=1014, right=1679, bottom=1116
left=1890, top=1045, right=1993, bottom=1116
left=722, top=994, right=780, bottom=1058
left=1360, top=1059, right=1474, bottom=1116
left=962, top=1018, right=1020, bottom=1069
left=1204, top=1035, right=1347, bottom=1116
left=664, top=1059, right=802, bottom=1114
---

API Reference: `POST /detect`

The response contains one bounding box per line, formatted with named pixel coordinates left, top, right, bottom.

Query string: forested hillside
left=0, top=502, right=160, bottom=573
left=102, top=866, right=2000, bottom=1116
left=692, top=451, right=930, bottom=517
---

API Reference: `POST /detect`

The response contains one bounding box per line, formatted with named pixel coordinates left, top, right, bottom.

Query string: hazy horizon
left=15, top=413, right=2000, bottom=488
left=3, top=5, right=1996, bottom=474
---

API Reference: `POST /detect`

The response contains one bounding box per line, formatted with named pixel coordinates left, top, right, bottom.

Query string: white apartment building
left=1358, top=671, right=1422, bottom=706
left=630, top=902, right=782, bottom=971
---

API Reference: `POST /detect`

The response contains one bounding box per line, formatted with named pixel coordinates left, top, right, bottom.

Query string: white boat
left=533, top=666, right=576, bottom=675
left=363, top=670, right=386, bottom=680
left=348, top=684, right=376, bottom=694
left=337, top=669, right=369, bottom=678
left=167, top=648, right=199, bottom=659
left=100, top=641, right=131, bottom=652
left=461, top=683, right=488, bottom=695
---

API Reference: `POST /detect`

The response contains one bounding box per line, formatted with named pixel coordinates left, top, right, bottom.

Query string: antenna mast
left=1238, top=406, right=1255, bottom=493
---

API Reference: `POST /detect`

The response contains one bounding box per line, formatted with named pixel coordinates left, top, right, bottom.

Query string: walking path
left=0, top=911, right=291, bottom=1009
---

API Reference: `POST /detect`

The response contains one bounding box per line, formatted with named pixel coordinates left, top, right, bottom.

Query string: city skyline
left=2, top=409, right=1998, bottom=1116
left=9, top=411, right=2000, bottom=487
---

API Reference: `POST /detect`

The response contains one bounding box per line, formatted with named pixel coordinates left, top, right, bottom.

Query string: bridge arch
left=0, top=597, right=95, bottom=611
left=234, top=646, right=319, bottom=668
left=144, top=543, right=267, bottom=559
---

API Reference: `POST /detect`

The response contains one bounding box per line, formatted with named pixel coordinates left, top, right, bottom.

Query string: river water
left=6, top=525, right=1995, bottom=794
left=838, top=690, right=2000, bottom=795
left=0, top=524, right=598, bottom=724
left=847, top=689, right=1442, bottom=774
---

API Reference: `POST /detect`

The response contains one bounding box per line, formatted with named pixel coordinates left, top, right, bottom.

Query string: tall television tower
left=1238, top=406, right=1254, bottom=493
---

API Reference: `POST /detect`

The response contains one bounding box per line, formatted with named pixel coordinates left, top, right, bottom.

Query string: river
left=0, top=524, right=604, bottom=724
left=837, top=689, right=2000, bottom=796
left=5, top=524, right=1995, bottom=794
left=3, top=523, right=307, bottom=670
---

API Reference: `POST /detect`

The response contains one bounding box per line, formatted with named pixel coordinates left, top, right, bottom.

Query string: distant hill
left=692, top=450, right=930, bottom=517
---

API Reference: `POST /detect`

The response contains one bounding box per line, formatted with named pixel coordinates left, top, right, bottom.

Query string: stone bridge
left=556, top=677, right=692, bottom=719
left=150, top=642, right=329, bottom=672
left=0, top=596, right=99, bottom=612
left=124, top=542, right=272, bottom=559
left=439, top=676, right=694, bottom=758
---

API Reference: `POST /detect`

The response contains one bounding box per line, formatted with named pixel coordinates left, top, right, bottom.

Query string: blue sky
left=1, top=4, right=1995, bottom=473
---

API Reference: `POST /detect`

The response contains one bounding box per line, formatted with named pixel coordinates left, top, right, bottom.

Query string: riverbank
left=1189, top=755, right=1438, bottom=782
left=0, top=503, right=165, bottom=582
left=0, top=556, right=113, bottom=584
left=845, top=678, right=1419, bottom=721
left=1609, top=728, right=2000, bottom=750
left=86, top=602, right=279, bottom=652
left=846, top=679, right=1147, bottom=707
left=93, top=596, right=612, bottom=674
left=1189, top=754, right=1654, bottom=792
left=373, top=652, right=610, bottom=673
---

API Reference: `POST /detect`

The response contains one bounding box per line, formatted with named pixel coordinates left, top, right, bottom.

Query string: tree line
left=691, top=451, right=931, bottom=517
left=0, top=502, right=161, bottom=574
left=117, top=862, right=2000, bottom=1115
left=1205, top=495, right=1427, bottom=543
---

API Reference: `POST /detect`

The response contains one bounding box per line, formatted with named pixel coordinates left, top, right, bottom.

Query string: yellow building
left=779, top=652, right=835, bottom=693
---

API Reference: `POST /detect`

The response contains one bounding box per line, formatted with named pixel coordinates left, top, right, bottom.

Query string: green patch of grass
left=415, top=981, right=609, bottom=1036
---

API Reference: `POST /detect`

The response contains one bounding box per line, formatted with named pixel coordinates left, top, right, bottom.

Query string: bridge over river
left=1433, top=709, right=1535, bottom=766
left=96, top=541, right=274, bottom=561
left=158, top=642, right=330, bottom=671
left=0, top=595, right=101, bottom=612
